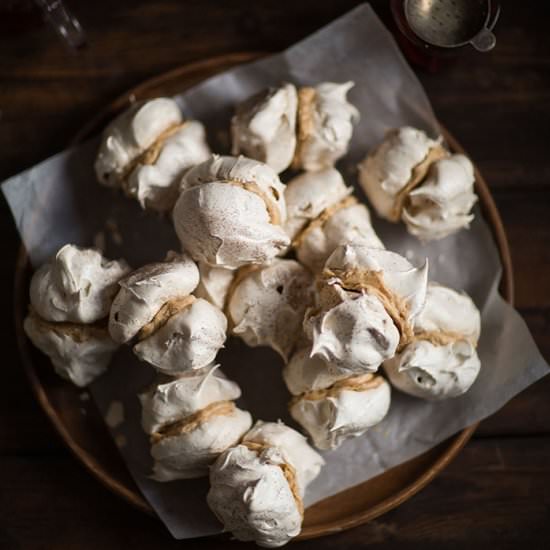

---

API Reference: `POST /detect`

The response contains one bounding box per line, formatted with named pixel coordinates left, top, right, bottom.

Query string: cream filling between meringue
left=151, top=400, right=235, bottom=443
left=119, top=121, right=188, bottom=186
left=137, top=294, right=196, bottom=341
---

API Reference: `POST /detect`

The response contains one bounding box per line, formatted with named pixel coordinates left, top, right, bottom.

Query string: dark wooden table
left=1, top=1, right=549, bottom=548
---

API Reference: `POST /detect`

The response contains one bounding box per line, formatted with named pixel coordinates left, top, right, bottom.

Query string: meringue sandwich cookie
left=109, top=252, right=199, bottom=344
left=174, top=156, right=290, bottom=268
left=150, top=400, right=252, bottom=481
left=243, top=420, right=324, bottom=493
left=293, top=82, right=359, bottom=172
left=384, top=283, right=481, bottom=400
left=358, top=126, right=447, bottom=222
left=231, top=84, right=298, bottom=173
left=124, top=120, right=211, bottom=212
left=208, top=421, right=323, bottom=548
left=295, top=200, right=385, bottom=272
left=227, top=259, right=314, bottom=361
left=402, top=154, right=478, bottom=241
left=139, top=364, right=241, bottom=435
left=95, top=97, right=211, bottom=211
left=284, top=168, right=384, bottom=271
left=30, top=244, right=130, bottom=324
left=289, top=373, right=391, bottom=450
left=283, top=168, right=351, bottom=242
left=133, top=297, right=227, bottom=374
left=194, top=262, right=235, bottom=310
left=304, top=284, right=401, bottom=374
left=24, top=312, right=118, bottom=387
left=323, top=243, right=429, bottom=349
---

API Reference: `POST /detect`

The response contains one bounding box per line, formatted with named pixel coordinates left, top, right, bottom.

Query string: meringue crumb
left=93, top=231, right=106, bottom=252
left=105, top=219, right=123, bottom=246
left=79, top=392, right=90, bottom=401
left=105, top=401, right=124, bottom=428
left=404, top=249, right=415, bottom=261
left=128, top=94, right=136, bottom=104
left=79, top=407, right=87, bottom=416
left=115, top=434, right=127, bottom=448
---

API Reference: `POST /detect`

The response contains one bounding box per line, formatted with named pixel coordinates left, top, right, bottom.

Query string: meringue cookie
left=24, top=314, right=118, bottom=387
left=283, top=168, right=352, bottom=242
left=151, top=402, right=252, bottom=481
left=283, top=346, right=349, bottom=396
left=296, top=201, right=384, bottom=272
left=304, top=244, right=428, bottom=373
left=194, top=262, right=235, bottom=310
left=95, top=98, right=183, bottom=187
left=324, top=243, right=429, bottom=329
left=208, top=444, right=303, bottom=548
left=283, top=169, right=383, bottom=271
left=358, top=126, right=446, bottom=221
left=133, top=297, right=227, bottom=374
left=174, top=156, right=290, bottom=268
left=294, top=82, right=359, bottom=171
left=384, top=283, right=481, bottom=400
left=125, top=120, right=211, bottom=211
left=139, top=364, right=241, bottom=434
left=304, top=287, right=400, bottom=374
left=30, top=244, right=130, bottom=324
left=243, top=420, right=324, bottom=493
left=231, top=84, right=298, bottom=173
left=289, top=373, right=391, bottom=450
left=227, top=260, right=314, bottom=361
left=109, top=252, right=199, bottom=343
left=402, top=154, right=477, bottom=240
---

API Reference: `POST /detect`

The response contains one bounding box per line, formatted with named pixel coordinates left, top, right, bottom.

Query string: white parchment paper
left=3, top=4, right=549, bottom=540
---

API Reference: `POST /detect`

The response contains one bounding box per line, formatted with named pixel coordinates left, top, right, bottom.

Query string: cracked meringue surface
left=23, top=314, right=118, bottom=387
left=289, top=373, right=391, bottom=450
left=402, top=154, right=477, bottom=241
left=150, top=403, right=252, bottom=481
left=194, top=262, right=235, bottom=310
left=30, top=244, right=130, bottom=324
left=208, top=444, right=303, bottom=548
left=174, top=156, right=289, bottom=268
left=227, top=260, right=314, bottom=361
left=125, top=120, right=211, bottom=212
left=384, top=283, right=481, bottom=400
left=139, top=364, right=241, bottom=434
left=243, top=420, right=325, bottom=493
left=133, top=297, right=227, bottom=374
left=294, top=82, right=359, bottom=171
left=358, top=126, right=446, bottom=222
left=231, top=84, right=298, bottom=173
left=108, top=252, right=199, bottom=343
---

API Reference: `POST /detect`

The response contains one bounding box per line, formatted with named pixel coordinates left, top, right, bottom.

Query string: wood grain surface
left=1, top=1, right=549, bottom=549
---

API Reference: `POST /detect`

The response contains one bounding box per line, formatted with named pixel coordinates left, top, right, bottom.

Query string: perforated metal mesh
left=405, top=0, right=489, bottom=47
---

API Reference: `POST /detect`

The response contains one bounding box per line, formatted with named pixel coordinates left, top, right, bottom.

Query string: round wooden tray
left=14, top=52, right=514, bottom=541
